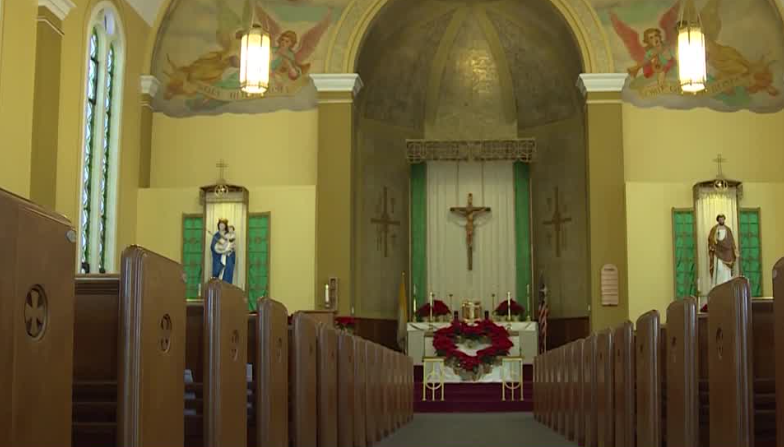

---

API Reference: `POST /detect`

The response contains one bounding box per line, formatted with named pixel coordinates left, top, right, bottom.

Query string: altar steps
left=413, top=365, right=534, bottom=413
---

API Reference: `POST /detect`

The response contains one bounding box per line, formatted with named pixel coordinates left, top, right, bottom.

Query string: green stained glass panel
left=739, top=209, right=762, bottom=297
left=247, top=214, right=271, bottom=312
left=672, top=209, right=697, bottom=298
left=182, top=216, right=205, bottom=299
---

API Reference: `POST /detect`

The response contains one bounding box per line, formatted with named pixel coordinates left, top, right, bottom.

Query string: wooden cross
left=543, top=186, right=571, bottom=258
left=450, top=193, right=491, bottom=271
left=713, top=154, right=727, bottom=177
left=370, top=187, right=400, bottom=258
left=216, top=159, right=228, bottom=180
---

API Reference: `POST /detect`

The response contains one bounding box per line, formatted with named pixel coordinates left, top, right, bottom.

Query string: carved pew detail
left=0, top=189, right=76, bottom=447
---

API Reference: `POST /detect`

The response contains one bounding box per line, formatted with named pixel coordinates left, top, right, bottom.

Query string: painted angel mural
left=610, top=1, right=680, bottom=87
left=257, top=6, right=332, bottom=88
left=159, top=0, right=333, bottom=112
left=608, top=0, right=779, bottom=109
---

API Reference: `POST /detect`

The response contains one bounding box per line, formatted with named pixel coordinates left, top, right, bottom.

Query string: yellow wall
left=0, top=0, right=37, bottom=197
left=136, top=186, right=317, bottom=313
left=150, top=111, right=318, bottom=188
left=623, top=105, right=784, bottom=323
left=56, top=0, right=150, bottom=268
left=140, top=109, right=319, bottom=310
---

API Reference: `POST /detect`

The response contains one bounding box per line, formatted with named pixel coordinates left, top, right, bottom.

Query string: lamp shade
left=677, top=22, right=707, bottom=93
left=240, top=24, right=271, bottom=95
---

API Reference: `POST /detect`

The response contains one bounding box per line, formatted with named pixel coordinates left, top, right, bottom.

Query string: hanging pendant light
left=239, top=1, right=271, bottom=95
left=677, top=0, right=707, bottom=93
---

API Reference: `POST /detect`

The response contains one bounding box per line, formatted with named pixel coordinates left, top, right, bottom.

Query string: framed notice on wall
left=601, top=264, right=619, bottom=306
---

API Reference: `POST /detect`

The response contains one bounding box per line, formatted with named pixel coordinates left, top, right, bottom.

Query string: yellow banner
left=634, top=72, right=755, bottom=98
left=183, top=78, right=308, bottom=101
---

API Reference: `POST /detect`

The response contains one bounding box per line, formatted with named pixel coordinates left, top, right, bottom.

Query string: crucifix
left=216, top=159, right=228, bottom=181
left=713, top=153, right=727, bottom=177
left=543, top=186, right=571, bottom=258
left=371, top=187, right=400, bottom=258
left=450, top=193, right=491, bottom=271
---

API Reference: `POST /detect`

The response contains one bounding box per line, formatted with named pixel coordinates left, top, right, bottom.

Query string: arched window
left=79, top=4, right=124, bottom=274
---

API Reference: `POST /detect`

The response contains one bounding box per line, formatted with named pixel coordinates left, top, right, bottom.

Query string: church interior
left=3, top=0, right=784, bottom=444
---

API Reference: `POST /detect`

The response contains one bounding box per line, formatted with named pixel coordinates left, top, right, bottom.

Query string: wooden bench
left=72, top=246, right=186, bottom=447
left=252, top=297, right=289, bottom=447
left=583, top=334, right=598, bottom=447
left=354, top=338, right=367, bottom=447
left=290, top=312, right=318, bottom=447
left=338, top=332, right=355, bottom=447
left=613, top=321, right=634, bottom=447
left=596, top=328, right=614, bottom=447
left=635, top=310, right=661, bottom=447
left=317, top=323, right=339, bottom=447
left=182, top=280, right=248, bottom=447
left=775, top=258, right=784, bottom=447
left=0, top=188, right=76, bottom=447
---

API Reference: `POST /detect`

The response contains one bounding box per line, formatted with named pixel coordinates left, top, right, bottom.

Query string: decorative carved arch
left=324, top=0, right=614, bottom=74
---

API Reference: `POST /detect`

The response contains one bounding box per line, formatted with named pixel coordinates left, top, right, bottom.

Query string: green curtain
left=247, top=213, right=271, bottom=312
left=182, top=215, right=205, bottom=300
left=672, top=209, right=697, bottom=298
left=410, top=163, right=427, bottom=311
left=739, top=209, right=762, bottom=297
left=513, top=162, right=532, bottom=318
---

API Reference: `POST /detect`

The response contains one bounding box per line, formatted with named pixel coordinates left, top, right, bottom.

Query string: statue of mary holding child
left=210, top=218, right=236, bottom=284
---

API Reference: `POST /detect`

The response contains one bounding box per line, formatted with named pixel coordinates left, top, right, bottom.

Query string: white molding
left=140, top=75, right=160, bottom=97
left=38, top=0, right=76, bottom=21
left=310, top=73, right=364, bottom=97
left=576, top=73, right=627, bottom=96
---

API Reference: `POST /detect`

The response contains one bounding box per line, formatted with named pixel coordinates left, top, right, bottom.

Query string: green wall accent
left=671, top=209, right=697, bottom=299
left=514, top=162, right=532, bottom=317
left=247, top=213, right=271, bottom=312
left=182, top=215, right=204, bottom=300
left=739, top=208, right=762, bottom=297
left=410, top=163, right=428, bottom=311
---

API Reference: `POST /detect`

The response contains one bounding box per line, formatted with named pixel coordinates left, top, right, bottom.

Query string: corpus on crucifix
left=450, top=193, right=491, bottom=271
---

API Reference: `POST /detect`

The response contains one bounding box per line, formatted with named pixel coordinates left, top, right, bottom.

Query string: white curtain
left=203, top=202, right=248, bottom=290
left=695, top=186, right=739, bottom=301
left=426, top=161, right=516, bottom=313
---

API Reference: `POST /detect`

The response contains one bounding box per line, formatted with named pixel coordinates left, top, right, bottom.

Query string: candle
left=429, top=292, right=434, bottom=321
left=492, top=294, right=496, bottom=318
left=507, top=291, right=511, bottom=320
left=325, top=283, right=330, bottom=307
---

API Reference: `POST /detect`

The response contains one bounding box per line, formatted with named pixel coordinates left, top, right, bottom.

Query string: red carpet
left=413, top=365, right=534, bottom=413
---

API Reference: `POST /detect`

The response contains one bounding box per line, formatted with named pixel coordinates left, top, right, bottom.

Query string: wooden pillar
left=29, top=0, right=75, bottom=208
left=311, top=74, right=363, bottom=315
left=139, top=76, right=159, bottom=188
left=577, top=74, right=629, bottom=332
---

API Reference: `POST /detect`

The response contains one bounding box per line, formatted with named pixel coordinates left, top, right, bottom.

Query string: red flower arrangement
left=494, top=300, right=524, bottom=317
left=432, top=320, right=514, bottom=374
left=335, top=316, right=357, bottom=331
left=700, top=303, right=708, bottom=313
left=416, top=300, right=451, bottom=318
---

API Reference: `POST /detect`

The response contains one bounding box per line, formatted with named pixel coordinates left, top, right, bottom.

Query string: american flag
left=538, top=284, right=549, bottom=353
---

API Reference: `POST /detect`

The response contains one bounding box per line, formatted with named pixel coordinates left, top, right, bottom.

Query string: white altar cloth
left=406, top=321, right=537, bottom=370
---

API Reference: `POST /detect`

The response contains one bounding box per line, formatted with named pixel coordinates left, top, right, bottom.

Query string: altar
left=406, top=321, right=537, bottom=382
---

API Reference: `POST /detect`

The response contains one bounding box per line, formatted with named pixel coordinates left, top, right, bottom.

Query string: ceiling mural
left=595, top=0, right=784, bottom=112
left=150, top=0, right=348, bottom=117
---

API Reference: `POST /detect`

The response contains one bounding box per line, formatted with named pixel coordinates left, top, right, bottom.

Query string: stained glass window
left=739, top=209, right=762, bottom=297
left=672, top=209, right=697, bottom=298
left=79, top=9, right=123, bottom=274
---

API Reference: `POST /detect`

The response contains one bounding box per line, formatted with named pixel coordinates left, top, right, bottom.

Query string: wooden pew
left=613, top=321, right=634, bottom=447
left=317, top=324, right=339, bottom=447
left=0, top=189, right=76, bottom=447
left=572, top=339, right=585, bottom=444
left=254, top=297, right=289, bottom=447
left=596, top=329, right=614, bottom=447
left=354, top=338, right=367, bottom=447
left=183, top=284, right=248, bottom=447
left=338, top=333, right=355, bottom=447
left=556, top=346, right=564, bottom=435
left=707, top=278, right=776, bottom=447
left=290, top=313, right=318, bottom=447
left=364, top=341, right=378, bottom=445
left=636, top=311, right=661, bottom=447
left=72, top=246, right=186, bottom=447
left=775, top=258, right=784, bottom=447
left=583, top=334, right=598, bottom=447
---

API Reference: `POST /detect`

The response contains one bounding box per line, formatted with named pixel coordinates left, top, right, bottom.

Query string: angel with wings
left=256, top=6, right=332, bottom=85
left=162, top=0, right=250, bottom=101
left=610, top=1, right=681, bottom=87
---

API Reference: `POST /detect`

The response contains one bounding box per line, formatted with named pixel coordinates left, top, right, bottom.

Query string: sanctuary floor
left=376, top=413, right=578, bottom=447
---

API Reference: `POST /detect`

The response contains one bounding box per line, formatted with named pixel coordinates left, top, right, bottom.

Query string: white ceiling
left=126, top=0, right=159, bottom=26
